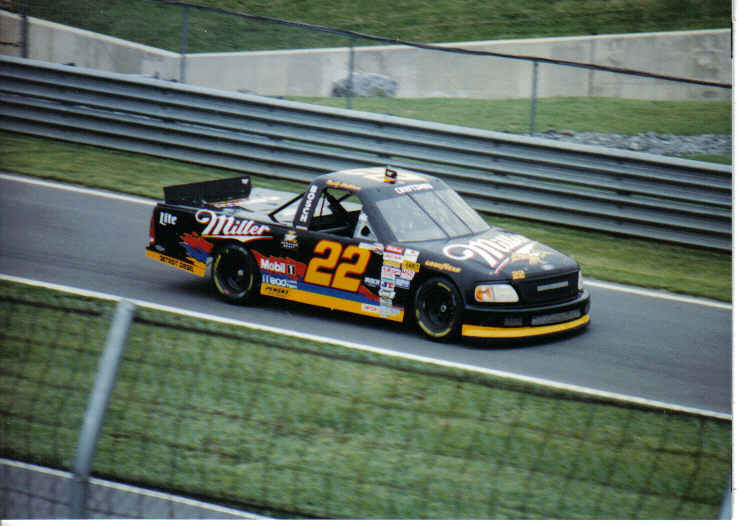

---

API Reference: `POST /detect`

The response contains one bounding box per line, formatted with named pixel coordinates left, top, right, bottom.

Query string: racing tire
left=413, top=276, right=463, bottom=341
left=211, top=243, right=261, bottom=304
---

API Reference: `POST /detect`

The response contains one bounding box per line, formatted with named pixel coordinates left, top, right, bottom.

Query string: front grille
left=516, top=271, right=579, bottom=305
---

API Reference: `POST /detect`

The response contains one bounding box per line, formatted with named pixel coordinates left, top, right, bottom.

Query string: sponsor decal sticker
left=146, top=249, right=206, bottom=277
left=253, top=251, right=306, bottom=280
left=263, top=275, right=298, bottom=289
left=359, top=242, right=384, bottom=254
left=159, top=211, right=177, bottom=226
left=326, top=179, right=361, bottom=192
left=395, top=277, right=411, bottom=289
left=379, top=305, right=401, bottom=318
left=364, top=277, right=381, bottom=288
left=512, top=270, right=526, bottom=280
left=383, top=252, right=404, bottom=264
left=443, top=233, right=531, bottom=271
left=362, top=303, right=380, bottom=314
left=262, top=284, right=290, bottom=297
left=381, top=265, right=401, bottom=278
left=281, top=231, right=299, bottom=251
left=298, top=184, right=319, bottom=226
left=196, top=210, right=271, bottom=243
left=401, top=261, right=420, bottom=273
left=394, top=183, right=433, bottom=194
left=424, top=260, right=462, bottom=273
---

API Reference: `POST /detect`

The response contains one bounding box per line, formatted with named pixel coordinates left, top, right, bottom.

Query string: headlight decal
left=474, top=283, right=519, bottom=303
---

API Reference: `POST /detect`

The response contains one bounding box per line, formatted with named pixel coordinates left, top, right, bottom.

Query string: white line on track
left=1, top=273, right=730, bottom=420
left=583, top=278, right=732, bottom=310
left=3, top=172, right=731, bottom=309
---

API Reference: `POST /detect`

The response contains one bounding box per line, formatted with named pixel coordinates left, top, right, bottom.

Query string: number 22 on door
left=305, top=240, right=370, bottom=292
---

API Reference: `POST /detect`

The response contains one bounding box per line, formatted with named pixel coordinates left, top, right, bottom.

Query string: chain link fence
left=0, top=0, right=731, bottom=145
left=0, top=278, right=731, bottom=519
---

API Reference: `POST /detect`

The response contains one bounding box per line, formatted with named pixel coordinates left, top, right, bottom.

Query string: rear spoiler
left=163, top=176, right=252, bottom=206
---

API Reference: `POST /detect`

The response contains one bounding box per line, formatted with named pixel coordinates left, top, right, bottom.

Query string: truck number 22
left=305, top=240, right=370, bottom=292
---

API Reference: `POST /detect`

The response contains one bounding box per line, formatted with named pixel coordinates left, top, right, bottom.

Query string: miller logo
left=443, top=233, right=531, bottom=269
left=195, top=209, right=271, bottom=243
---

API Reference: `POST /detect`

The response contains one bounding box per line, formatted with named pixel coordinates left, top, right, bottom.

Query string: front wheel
left=413, top=276, right=463, bottom=341
left=211, top=244, right=260, bottom=304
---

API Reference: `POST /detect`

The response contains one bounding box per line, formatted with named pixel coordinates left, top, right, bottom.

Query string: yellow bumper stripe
left=261, top=283, right=405, bottom=323
left=462, top=315, right=590, bottom=339
left=146, top=249, right=207, bottom=277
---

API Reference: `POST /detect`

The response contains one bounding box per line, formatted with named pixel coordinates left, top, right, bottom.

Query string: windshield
left=375, top=188, right=489, bottom=242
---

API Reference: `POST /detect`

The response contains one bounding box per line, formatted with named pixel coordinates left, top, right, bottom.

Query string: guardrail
left=0, top=55, right=731, bottom=251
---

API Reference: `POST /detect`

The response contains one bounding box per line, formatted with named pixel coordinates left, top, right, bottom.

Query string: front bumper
left=460, top=289, right=591, bottom=339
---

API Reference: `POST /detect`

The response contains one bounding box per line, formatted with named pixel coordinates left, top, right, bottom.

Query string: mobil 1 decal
left=252, top=250, right=306, bottom=290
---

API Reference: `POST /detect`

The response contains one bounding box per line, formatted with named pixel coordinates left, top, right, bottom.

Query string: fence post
left=719, top=479, right=732, bottom=519
left=69, top=300, right=136, bottom=518
left=346, top=38, right=355, bottom=109
left=179, top=5, right=190, bottom=83
left=20, top=0, right=28, bottom=59
left=529, top=60, right=539, bottom=135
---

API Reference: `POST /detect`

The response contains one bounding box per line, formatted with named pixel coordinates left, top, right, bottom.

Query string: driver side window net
left=309, top=188, right=365, bottom=238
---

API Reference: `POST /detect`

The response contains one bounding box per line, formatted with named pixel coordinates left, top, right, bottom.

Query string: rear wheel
left=211, top=244, right=260, bottom=304
left=413, top=276, right=463, bottom=341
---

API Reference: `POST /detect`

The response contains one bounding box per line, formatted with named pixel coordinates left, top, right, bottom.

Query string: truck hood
left=433, top=228, right=579, bottom=280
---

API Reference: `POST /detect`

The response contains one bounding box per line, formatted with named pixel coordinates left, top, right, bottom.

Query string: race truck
left=146, top=166, right=590, bottom=341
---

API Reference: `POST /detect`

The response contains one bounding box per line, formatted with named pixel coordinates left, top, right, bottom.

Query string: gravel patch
left=529, top=130, right=731, bottom=158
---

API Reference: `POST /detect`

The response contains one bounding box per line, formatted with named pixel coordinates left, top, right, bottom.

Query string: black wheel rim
left=418, top=282, right=458, bottom=334
left=217, top=249, right=252, bottom=295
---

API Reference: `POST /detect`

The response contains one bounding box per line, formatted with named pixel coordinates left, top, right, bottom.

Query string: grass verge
left=26, top=0, right=730, bottom=53
left=290, top=97, right=732, bottom=137
left=0, top=279, right=731, bottom=519
left=0, top=130, right=730, bottom=301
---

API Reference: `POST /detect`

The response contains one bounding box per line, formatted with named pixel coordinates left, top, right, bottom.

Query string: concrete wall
left=0, top=9, right=730, bottom=100
left=187, top=30, right=730, bottom=100
left=0, top=10, right=180, bottom=80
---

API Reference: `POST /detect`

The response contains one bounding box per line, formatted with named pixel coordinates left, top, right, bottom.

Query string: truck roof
left=315, top=166, right=443, bottom=200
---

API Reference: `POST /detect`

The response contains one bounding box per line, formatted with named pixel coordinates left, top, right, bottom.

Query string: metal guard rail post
left=0, top=55, right=731, bottom=251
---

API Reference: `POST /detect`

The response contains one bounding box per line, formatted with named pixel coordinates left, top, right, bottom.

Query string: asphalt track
left=0, top=174, right=732, bottom=416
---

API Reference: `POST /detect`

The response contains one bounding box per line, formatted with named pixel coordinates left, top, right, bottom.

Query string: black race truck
left=146, top=166, right=590, bottom=340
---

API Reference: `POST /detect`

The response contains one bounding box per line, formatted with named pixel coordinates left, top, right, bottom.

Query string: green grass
left=25, top=0, right=730, bottom=53
left=0, top=129, right=730, bottom=301
left=291, top=97, right=732, bottom=136
left=0, top=280, right=731, bottom=519
left=689, top=154, right=732, bottom=164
